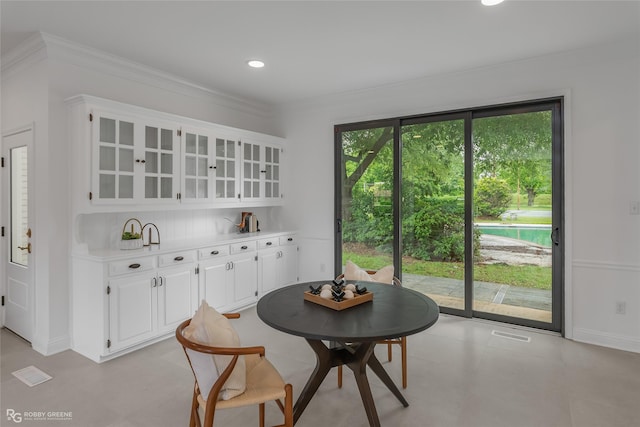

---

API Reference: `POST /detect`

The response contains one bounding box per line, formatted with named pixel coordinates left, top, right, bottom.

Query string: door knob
left=18, top=243, right=32, bottom=254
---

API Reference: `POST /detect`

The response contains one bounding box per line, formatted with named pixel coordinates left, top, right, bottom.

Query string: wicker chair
left=335, top=271, right=408, bottom=389
left=176, top=315, right=293, bottom=427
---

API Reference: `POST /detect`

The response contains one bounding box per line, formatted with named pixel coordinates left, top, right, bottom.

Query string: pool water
left=476, top=225, right=552, bottom=248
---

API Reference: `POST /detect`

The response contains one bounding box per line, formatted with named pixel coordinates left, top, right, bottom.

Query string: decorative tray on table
left=303, top=280, right=373, bottom=311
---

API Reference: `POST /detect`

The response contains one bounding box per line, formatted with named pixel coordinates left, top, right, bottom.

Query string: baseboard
left=573, top=328, right=640, bottom=353
left=32, top=334, right=71, bottom=356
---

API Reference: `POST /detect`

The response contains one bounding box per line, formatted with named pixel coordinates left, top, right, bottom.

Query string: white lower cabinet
left=258, top=235, right=299, bottom=296
left=199, top=243, right=258, bottom=312
left=107, top=272, right=156, bottom=353
left=200, top=253, right=259, bottom=311
left=72, top=233, right=295, bottom=362
left=107, top=255, right=197, bottom=353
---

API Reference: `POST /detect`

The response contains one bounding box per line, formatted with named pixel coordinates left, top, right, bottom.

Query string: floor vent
left=12, top=365, right=52, bottom=387
left=491, top=330, right=531, bottom=342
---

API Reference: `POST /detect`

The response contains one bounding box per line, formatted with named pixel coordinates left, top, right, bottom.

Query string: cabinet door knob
left=241, top=245, right=248, bottom=250
left=211, top=250, right=219, bottom=255
left=152, top=277, right=157, bottom=287
left=266, top=242, right=272, bottom=246
left=159, top=277, right=164, bottom=287
left=129, top=263, right=141, bottom=269
left=174, top=256, right=184, bottom=261
left=287, top=237, right=293, bottom=241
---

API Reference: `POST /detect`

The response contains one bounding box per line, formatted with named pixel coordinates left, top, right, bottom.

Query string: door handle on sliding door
left=550, top=227, right=560, bottom=246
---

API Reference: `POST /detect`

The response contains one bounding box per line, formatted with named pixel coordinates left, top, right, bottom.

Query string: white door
left=2, top=127, right=34, bottom=342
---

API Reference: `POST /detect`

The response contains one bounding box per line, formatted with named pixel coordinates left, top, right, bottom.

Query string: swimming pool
left=476, top=225, right=552, bottom=247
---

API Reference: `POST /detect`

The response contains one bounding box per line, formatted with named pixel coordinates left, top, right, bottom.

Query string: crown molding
left=2, top=31, right=274, bottom=119
left=0, top=32, right=48, bottom=77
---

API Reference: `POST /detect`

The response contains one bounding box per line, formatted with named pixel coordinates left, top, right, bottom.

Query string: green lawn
left=343, top=251, right=551, bottom=290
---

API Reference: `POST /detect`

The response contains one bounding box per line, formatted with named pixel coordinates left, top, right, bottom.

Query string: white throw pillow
left=183, top=301, right=246, bottom=401
left=344, top=260, right=394, bottom=285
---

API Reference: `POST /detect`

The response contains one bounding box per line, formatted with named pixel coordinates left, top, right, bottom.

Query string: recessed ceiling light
left=481, top=0, right=504, bottom=5
left=247, top=60, right=265, bottom=68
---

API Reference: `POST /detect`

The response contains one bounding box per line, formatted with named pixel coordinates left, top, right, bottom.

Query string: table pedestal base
left=293, top=339, right=408, bottom=427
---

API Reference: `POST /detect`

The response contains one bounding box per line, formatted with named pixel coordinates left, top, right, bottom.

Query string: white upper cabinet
left=92, top=111, right=136, bottom=201
left=180, top=128, right=213, bottom=202
left=241, top=140, right=283, bottom=202
left=143, top=122, right=180, bottom=202
left=213, top=135, right=240, bottom=203
left=69, top=95, right=286, bottom=211
left=91, top=109, right=180, bottom=204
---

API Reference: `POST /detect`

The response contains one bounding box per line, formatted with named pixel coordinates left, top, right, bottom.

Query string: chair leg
left=401, top=336, right=407, bottom=389
left=337, top=364, right=343, bottom=388
left=259, top=403, right=265, bottom=427
left=284, top=383, right=293, bottom=427
left=387, top=342, right=393, bottom=362
left=190, top=387, right=200, bottom=427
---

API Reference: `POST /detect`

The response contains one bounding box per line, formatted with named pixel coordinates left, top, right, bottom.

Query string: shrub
left=475, top=177, right=511, bottom=218
left=403, top=196, right=479, bottom=262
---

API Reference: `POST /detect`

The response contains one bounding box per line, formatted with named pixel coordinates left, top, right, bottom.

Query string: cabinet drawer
left=158, top=251, right=197, bottom=267
left=257, top=238, right=279, bottom=250
left=199, top=245, right=230, bottom=260
left=230, top=241, right=256, bottom=254
left=279, top=235, right=297, bottom=246
left=108, top=257, right=156, bottom=276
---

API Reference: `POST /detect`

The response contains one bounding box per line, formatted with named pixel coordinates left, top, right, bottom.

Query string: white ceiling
left=1, top=1, right=639, bottom=106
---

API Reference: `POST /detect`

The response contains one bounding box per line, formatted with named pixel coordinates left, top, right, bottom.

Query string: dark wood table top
left=257, top=281, right=439, bottom=342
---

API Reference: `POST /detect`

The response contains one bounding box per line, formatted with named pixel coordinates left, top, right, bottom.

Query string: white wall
left=280, top=36, right=640, bottom=352
left=1, top=51, right=55, bottom=354
left=1, top=33, right=282, bottom=355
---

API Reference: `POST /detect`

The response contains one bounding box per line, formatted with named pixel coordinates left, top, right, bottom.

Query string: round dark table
left=257, top=281, right=439, bottom=426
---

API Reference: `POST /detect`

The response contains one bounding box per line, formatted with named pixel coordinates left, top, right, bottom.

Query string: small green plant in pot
left=120, top=218, right=143, bottom=250
left=121, top=231, right=141, bottom=240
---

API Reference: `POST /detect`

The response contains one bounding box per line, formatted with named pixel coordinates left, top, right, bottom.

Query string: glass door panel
left=472, top=110, right=553, bottom=323
left=401, top=119, right=466, bottom=310
left=243, top=142, right=261, bottom=199
left=144, top=126, right=174, bottom=200
left=339, top=126, right=394, bottom=272
left=10, top=146, right=29, bottom=266
left=183, top=132, right=209, bottom=200
left=97, top=116, right=134, bottom=199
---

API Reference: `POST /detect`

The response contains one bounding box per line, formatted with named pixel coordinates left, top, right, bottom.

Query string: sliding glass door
left=335, top=98, right=563, bottom=331
left=336, top=124, right=396, bottom=273
left=400, top=115, right=467, bottom=311
left=472, top=105, right=561, bottom=326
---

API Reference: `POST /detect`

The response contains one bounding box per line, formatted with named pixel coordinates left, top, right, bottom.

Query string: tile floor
left=2, top=308, right=640, bottom=427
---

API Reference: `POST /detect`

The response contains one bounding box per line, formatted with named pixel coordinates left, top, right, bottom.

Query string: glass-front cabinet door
left=242, top=141, right=262, bottom=200
left=214, top=137, right=239, bottom=202
left=144, top=124, right=179, bottom=201
left=92, top=112, right=135, bottom=201
left=181, top=129, right=212, bottom=202
left=263, top=144, right=281, bottom=200
left=240, top=140, right=284, bottom=201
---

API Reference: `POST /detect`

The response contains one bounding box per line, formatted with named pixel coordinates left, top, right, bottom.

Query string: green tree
left=475, top=177, right=511, bottom=218
left=473, top=112, right=551, bottom=208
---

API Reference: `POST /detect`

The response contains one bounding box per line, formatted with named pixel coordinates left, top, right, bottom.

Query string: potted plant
left=120, top=218, right=143, bottom=250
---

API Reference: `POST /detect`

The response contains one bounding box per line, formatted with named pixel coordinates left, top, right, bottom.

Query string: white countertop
left=72, top=230, right=296, bottom=261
